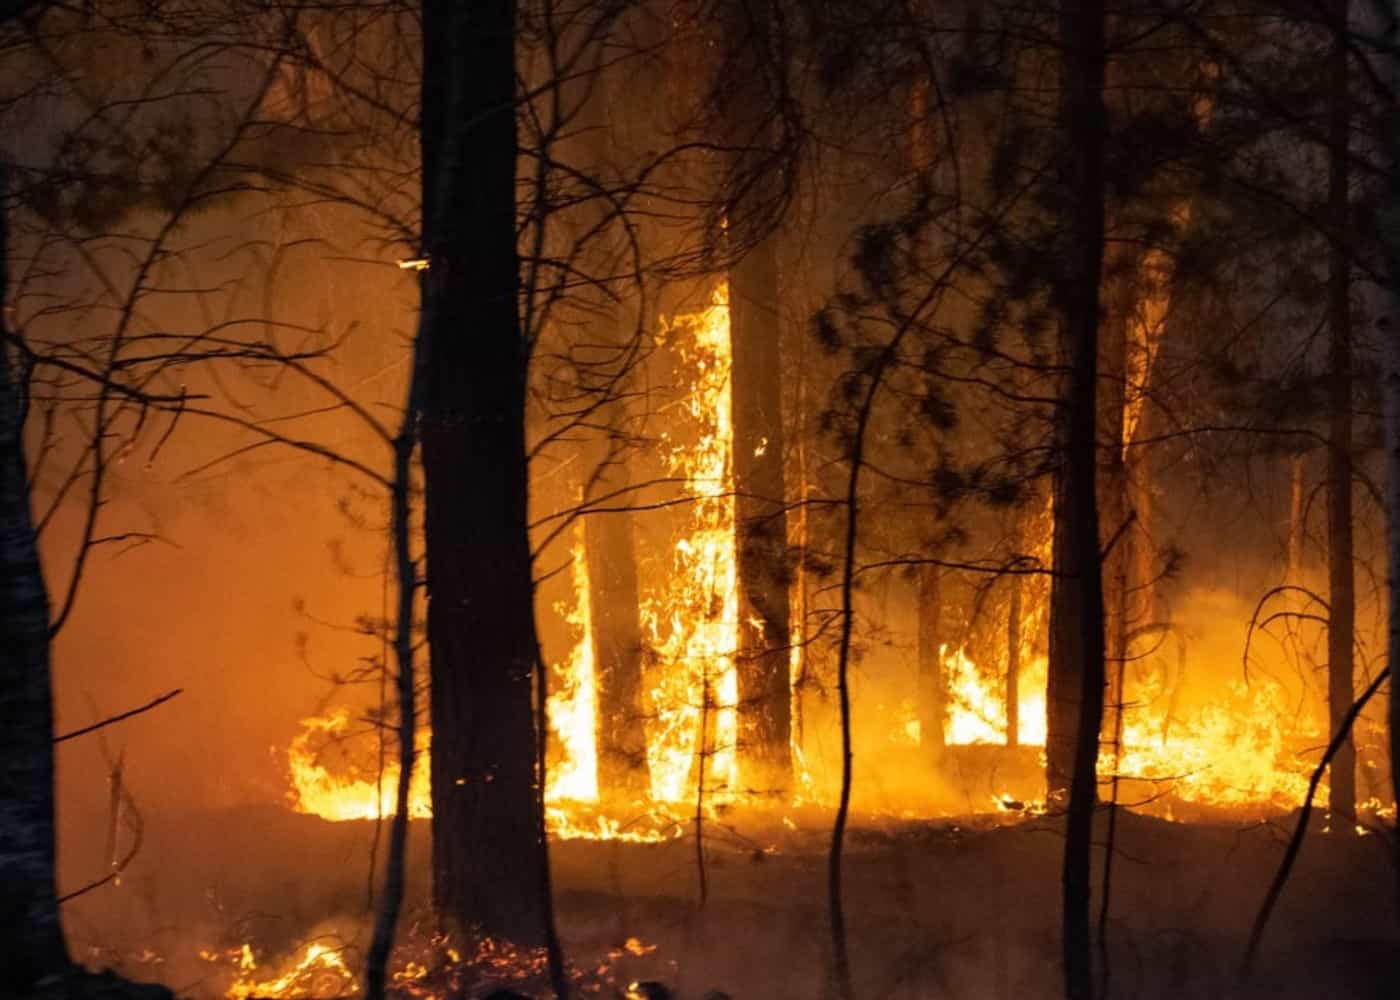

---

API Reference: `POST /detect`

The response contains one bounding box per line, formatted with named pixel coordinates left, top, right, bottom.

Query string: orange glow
left=221, top=942, right=357, bottom=999
left=639, top=281, right=741, bottom=803
left=286, top=707, right=430, bottom=822
left=544, top=533, right=599, bottom=803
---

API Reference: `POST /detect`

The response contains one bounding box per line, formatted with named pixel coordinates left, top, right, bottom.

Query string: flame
left=639, top=281, right=740, bottom=803
left=223, top=942, right=357, bottom=999
left=939, top=643, right=1324, bottom=812
left=544, top=533, right=598, bottom=803
left=943, top=645, right=1049, bottom=746
left=202, top=933, right=666, bottom=999
left=287, top=707, right=431, bottom=821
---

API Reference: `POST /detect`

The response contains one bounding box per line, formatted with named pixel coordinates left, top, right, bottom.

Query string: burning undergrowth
left=92, top=919, right=669, bottom=999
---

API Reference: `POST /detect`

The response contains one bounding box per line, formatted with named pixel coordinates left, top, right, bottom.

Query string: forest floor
left=63, top=803, right=1396, bottom=1000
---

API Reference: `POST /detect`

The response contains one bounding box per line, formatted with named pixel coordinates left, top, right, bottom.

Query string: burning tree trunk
left=576, top=51, right=649, bottom=803
left=420, top=0, right=551, bottom=949
left=1051, top=2, right=1108, bottom=997
left=586, top=464, right=649, bottom=800
left=723, top=0, right=792, bottom=798
left=1325, top=0, right=1357, bottom=820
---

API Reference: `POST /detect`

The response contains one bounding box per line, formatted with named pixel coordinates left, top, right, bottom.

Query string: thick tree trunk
left=725, top=0, right=791, bottom=798
left=586, top=462, right=649, bottom=800
left=731, top=245, right=792, bottom=797
left=0, top=162, right=68, bottom=998
left=1373, top=0, right=1400, bottom=927
left=1097, top=247, right=1136, bottom=762
left=1052, top=3, right=1108, bottom=998
left=420, top=0, right=548, bottom=947
left=575, top=48, right=649, bottom=804
left=1326, top=0, right=1356, bottom=820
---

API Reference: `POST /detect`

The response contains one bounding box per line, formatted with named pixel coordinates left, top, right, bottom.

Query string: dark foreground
left=58, top=803, right=1398, bottom=999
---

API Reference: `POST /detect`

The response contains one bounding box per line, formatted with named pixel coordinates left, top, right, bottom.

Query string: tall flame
left=545, top=533, right=598, bottom=802
left=640, top=281, right=740, bottom=803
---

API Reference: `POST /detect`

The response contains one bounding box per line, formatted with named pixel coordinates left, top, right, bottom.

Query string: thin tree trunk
left=421, top=0, right=552, bottom=953
left=1007, top=545, right=1022, bottom=748
left=1288, top=452, right=1306, bottom=585
left=1053, top=2, right=1108, bottom=998
left=917, top=562, right=946, bottom=752
left=586, top=473, right=649, bottom=800
left=364, top=230, right=430, bottom=1000
left=1326, top=0, right=1356, bottom=820
left=726, top=2, right=792, bottom=799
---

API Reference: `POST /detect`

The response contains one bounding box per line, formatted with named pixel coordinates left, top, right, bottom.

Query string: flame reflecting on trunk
left=545, top=534, right=598, bottom=803
left=640, top=281, right=740, bottom=803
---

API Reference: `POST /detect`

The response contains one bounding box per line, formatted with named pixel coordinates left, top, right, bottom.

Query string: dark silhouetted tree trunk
left=1050, top=2, right=1107, bottom=997
left=1326, top=0, right=1356, bottom=820
left=1, top=158, right=171, bottom=1000
left=0, top=159, right=69, bottom=1000
left=420, top=0, right=550, bottom=950
left=917, top=563, right=946, bottom=753
left=1371, top=0, right=1400, bottom=925
left=724, top=0, right=791, bottom=798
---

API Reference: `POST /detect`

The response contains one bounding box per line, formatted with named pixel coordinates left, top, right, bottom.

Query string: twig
left=1240, top=666, right=1391, bottom=982
left=53, top=689, right=183, bottom=744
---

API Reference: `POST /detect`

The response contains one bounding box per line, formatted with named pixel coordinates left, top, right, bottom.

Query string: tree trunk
left=1371, top=0, right=1400, bottom=928
left=725, top=0, right=791, bottom=798
left=1288, top=452, right=1306, bottom=585
left=1007, top=536, right=1022, bottom=748
left=0, top=160, right=68, bottom=999
left=586, top=461, right=649, bottom=801
left=1052, top=2, right=1108, bottom=997
left=420, top=0, right=549, bottom=947
left=916, top=562, right=946, bottom=752
left=575, top=47, right=649, bottom=804
left=1326, top=0, right=1356, bottom=821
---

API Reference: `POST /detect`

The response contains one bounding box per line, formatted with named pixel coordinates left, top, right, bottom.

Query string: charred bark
left=1366, top=0, right=1400, bottom=925
left=576, top=55, right=649, bottom=804
left=723, top=0, right=791, bottom=798
left=1051, top=3, right=1108, bottom=998
left=420, top=0, right=550, bottom=949
left=1326, top=0, right=1357, bottom=820
left=585, top=467, right=649, bottom=800
left=916, top=563, right=946, bottom=753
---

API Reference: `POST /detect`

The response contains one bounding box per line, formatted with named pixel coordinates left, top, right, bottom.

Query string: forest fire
left=10, top=4, right=1400, bottom=1000
left=638, top=281, right=742, bottom=804
left=287, top=284, right=744, bottom=831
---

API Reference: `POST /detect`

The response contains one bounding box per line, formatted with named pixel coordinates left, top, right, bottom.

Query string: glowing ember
left=640, top=281, right=741, bottom=803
